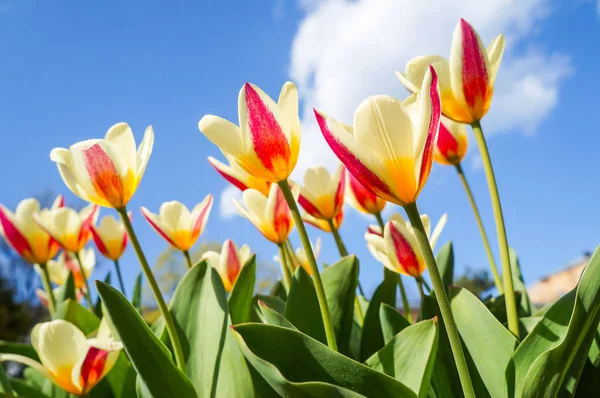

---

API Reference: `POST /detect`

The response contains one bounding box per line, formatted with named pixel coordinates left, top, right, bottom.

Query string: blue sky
left=1, top=0, right=599, bottom=302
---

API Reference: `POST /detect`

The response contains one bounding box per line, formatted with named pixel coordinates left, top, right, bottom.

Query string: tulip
left=36, top=288, right=83, bottom=309
left=0, top=195, right=63, bottom=265
left=50, top=122, right=154, bottom=209
left=199, top=82, right=300, bottom=183
left=395, top=19, right=504, bottom=124
left=345, top=170, right=386, bottom=215
left=434, top=119, right=468, bottom=166
left=202, top=239, right=252, bottom=292
left=234, top=184, right=293, bottom=245
left=208, top=155, right=271, bottom=195
left=281, top=238, right=321, bottom=276
left=315, top=66, right=441, bottom=206
left=303, top=209, right=343, bottom=233
left=297, top=165, right=345, bottom=222
left=37, top=249, right=96, bottom=291
left=0, top=320, right=122, bottom=395
left=90, top=215, right=129, bottom=261
left=33, top=204, right=99, bottom=253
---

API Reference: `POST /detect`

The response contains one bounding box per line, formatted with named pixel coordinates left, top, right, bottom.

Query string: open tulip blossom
left=298, top=165, right=345, bottom=222
left=90, top=214, right=129, bottom=261
left=33, top=204, right=98, bottom=254
left=202, top=239, right=252, bottom=292
left=208, top=155, right=271, bottom=195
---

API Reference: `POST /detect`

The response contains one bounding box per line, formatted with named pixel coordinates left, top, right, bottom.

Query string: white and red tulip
left=298, top=165, right=345, bottom=221
left=90, top=214, right=129, bottom=261
left=303, top=209, right=343, bottom=233
left=33, top=204, right=99, bottom=253
left=37, top=248, right=96, bottom=291
left=434, top=119, right=468, bottom=166
left=208, top=155, right=271, bottom=196
left=292, top=237, right=321, bottom=276
left=345, top=169, right=387, bottom=215
left=202, top=239, right=252, bottom=292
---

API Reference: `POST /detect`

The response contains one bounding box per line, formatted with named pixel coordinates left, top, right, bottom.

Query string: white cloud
left=219, top=186, right=242, bottom=219
left=289, top=0, right=573, bottom=178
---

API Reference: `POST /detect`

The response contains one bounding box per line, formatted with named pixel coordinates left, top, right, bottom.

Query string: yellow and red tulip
left=298, top=165, right=345, bottom=221
left=37, top=248, right=96, bottom=291
left=303, top=209, right=343, bottom=233
left=0, top=320, right=122, bottom=395
left=396, top=18, right=504, bottom=124
left=199, top=82, right=301, bottom=183
left=141, top=196, right=213, bottom=251
left=345, top=169, right=387, bottom=215
left=208, top=155, right=271, bottom=196
left=291, top=237, right=321, bottom=276
left=90, top=214, right=129, bottom=261
left=33, top=204, right=99, bottom=253
left=50, top=122, right=154, bottom=209
left=434, top=119, right=468, bottom=166
left=0, top=196, right=64, bottom=264
left=315, top=66, right=441, bottom=206
left=234, top=184, right=293, bottom=244
left=36, top=288, right=83, bottom=308
left=365, top=213, right=447, bottom=277
left=202, top=239, right=252, bottom=292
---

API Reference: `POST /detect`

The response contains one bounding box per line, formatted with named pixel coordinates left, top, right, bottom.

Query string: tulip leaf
left=269, top=280, right=288, bottom=302
left=232, top=323, right=417, bottom=397
left=0, top=361, right=13, bottom=395
left=360, top=275, right=396, bottom=361
left=252, top=294, right=286, bottom=323
left=259, top=300, right=297, bottom=330
left=322, top=255, right=359, bottom=355
left=284, top=266, right=326, bottom=344
left=95, top=272, right=112, bottom=317
left=379, top=303, right=411, bottom=344
left=53, top=299, right=100, bottom=335
left=102, top=352, right=137, bottom=398
left=365, top=318, right=438, bottom=398
left=7, top=378, right=47, bottom=398
left=228, top=255, right=256, bottom=325
left=131, top=272, right=142, bottom=314
left=511, top=245, right=600, bottom=397
left=0, top=341, right=38, bottom=361
left=435, top=242, right=454, bottom=291
left=55, top=271, right=75, bottom=304
left=509, top=247, right=533, bottom=316
left=96, top=281, right=196, bottom=398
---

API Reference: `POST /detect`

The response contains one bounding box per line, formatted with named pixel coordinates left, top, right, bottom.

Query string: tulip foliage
left=2, top=17, right=600, bottom=398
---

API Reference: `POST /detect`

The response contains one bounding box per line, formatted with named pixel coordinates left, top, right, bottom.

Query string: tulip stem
left=74, top=252, right=94, bottom=311
left=113, top=259, right=126, bottom=295
left=455, top=163, right=504, bottom=294
left=182, top=250, right=193, bottom=270
left=471, top=121, right=519, bottom=338
left=404, top=202, right=474, bottom=398
left=278, top=180, right=338, bottom=351
left=39, top=263, right=56, bottom=315
left=283, top=240, right=298, bottom=277
left=375, top=212, right=412, bottom=322
left=117, top=207, right=187, bottom=373
left=420, top=277, right=431, bottom=293
left=416, top=277, right=425, bottom=302
left=328, top=219, right=365, bottom=297
left=277, top=243, right=292, bottom=291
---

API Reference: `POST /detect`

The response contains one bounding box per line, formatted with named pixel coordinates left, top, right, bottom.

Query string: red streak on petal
left=0, top=207, right=32, bottom=260
left=348, top=170, right=378, bottom=212
left=77, top=206, right=98, bottom=250
left=333, top=170, right=346, bottom=215
left=90, top=227, right=110, bottom=258
left=192, top=196, right=213, bottom=238
left=245, top=84, right=290, bottom=173
left=141, top=208, right=177, bottom=248
left=298, top=194, right=323, bottom=219
left=436, top=122, right=459, bottom=160
left=273, top=187, right=291, bottom=242
left=209, top=159, right=249, bottom=191
left=332, top=209, right=344, bottom=229
left=389, top=223, right=420, bottom=276
left=459, top=19, right=489, bottom=110
left=83, top=144, right=125, bottom=208
left=367, top=226, right=382, bottom=237
left=80, top=347, right=109, bottom=388
left=419, top=66, right=441, bottom=185
left=224, top=240, right=241, bottom=285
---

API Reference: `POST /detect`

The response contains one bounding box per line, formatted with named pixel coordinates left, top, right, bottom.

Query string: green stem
left=471, top=121, right=519, bottom=338
left=74, top=251, right=94, bottom=311
left=283, top=240, right=298, bottom=276
left=39, top=263, right=56, bottom=316
left=375, top=212, right=412, bottom=322
left=416, top=277, right=425, bottom=302
left=113, top=259, right=126, bottom=295
left=420, top=277, right=431, bottom=293
left=455, top=163, right=504, bottom=294
left=404, top=202, right=475, bottom=398
left=182, top=250, right=193, bottom=270
left=117, top=207, right=187, bottom=373
left=278, top=180, right=338, bottom=351
left=277, top=243, right=292, bottom=291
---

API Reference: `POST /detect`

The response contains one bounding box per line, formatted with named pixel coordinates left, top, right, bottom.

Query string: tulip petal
left=191, top=195, right=213, bottom=238
left=105, top=123, right=137, bottom=172
left=277, top=81, right=300, bottom=139
left=384, top=221, right=423, bottom=277
left=208, top=156, right=249, bottom=191
left=222, top=239, right=241, bottom=287
left=140, top=207, right=178, bottom=248
left=0, top=205, right=33, bottom=261
left=199, top=115, right=247, bottom=162
left=487, top=34, right=505, bottom=86
left=136, top=126, right=154, bottom=179
left=429, top=213, right=447, bottom=250
left=50, top=148, right=92, bottom=202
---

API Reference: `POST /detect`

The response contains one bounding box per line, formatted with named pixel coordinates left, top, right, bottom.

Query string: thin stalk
left=471, top=121, right=519, bottom=338
left=277, top=243, right=292, bottom=291
left=405, top=202, right=474, bottom=398
left=117, top=207, right=187, bottom=373
left=182, top=250, right=193, bottom=270
left=74, top=251, right=94, bottom=311
left=278, top=180, right=338, bottom=351
left=455, top=163, right=503, bottom=294
left=375, top=212, right=412, bottom=321
left=416, top=278, right=425, bottom=302
left=420, top=277, right=432, bottom=293
left=283, top=240, right=298, bottom=276
left=328, top=219, right=365, bottom=297
left=113, top=259, right=126, bottom=295
left=39, top=263, right=56, bottom=316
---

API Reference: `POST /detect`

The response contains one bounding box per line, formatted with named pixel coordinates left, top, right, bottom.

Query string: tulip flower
left=0, top=320, right=122, bottom=395
left=0, top=195, right=64, bottom=265
left=277, top=238, right=321, bottom=276
left=199, top=82, right=300, bottom=183
left=33, top=204, right=99, bottom=253
left=395, top=19, right=504, bottom=124
left=90, top=214, right=129, bottom=261
left=434, top=119, right=468, bottom=166
left=202, top=239, right=252, bottom=292
left=298, top=165, right=345, bottom=221
left=36, top=288, right=83, bottom=309
left=315, top=66, right=441, bottom=206
left=234, top=184, right=293, bottom=245
left=302, top=209, right=343, bottom=233
left=50, top=122, right=154, bottom=209
left=208, top=155, right=271, bottom=195
left=345, top=170, right=386, bottom=215
left=36, top=249, right=96, bottom=291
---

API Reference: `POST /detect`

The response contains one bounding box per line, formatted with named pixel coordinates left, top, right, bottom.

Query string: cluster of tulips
left=1, top=18, right=599, bottom=398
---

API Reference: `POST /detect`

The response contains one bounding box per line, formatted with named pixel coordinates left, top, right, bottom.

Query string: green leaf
left=379, top=303, right=411, bottom=344
left=435, top=242, right=454, bottom=292
left=322, top=255, right=359, bottom=355
left=102, top=352, right=137, bottom=398
left=228, top=255, right=256, bottom=325
left=0, top=341, right=38, bottom=361
left=131, top=273, right=142, bottom=314
left=512, top=245, right=600, bottom=397
left=96, top=281, right=196, bottom=398
left=232, top=323, right=417, bottom=397
left=251, top=295, right=286, bottom=323
left=360, top=275, right=396, bottom=361
left=269, top=280, right=288, bottom=302
left=53, top=299, right=100, bottom=335
left=95, top=272, right=112, bottom=317
left=284, top=266, right=326, bottom=344
left=55, top=272, right=75, bottom=304
left=259, top=300, right=297, bottom=330
left=0, top=360, right=13, bottom=394
left=7, top=378, right=47, bottom=398
left=509, top=247, right=533, bottom=316
left=365, top=319, right=438, bottom=398
left=483, top=291, right=524, bottom=324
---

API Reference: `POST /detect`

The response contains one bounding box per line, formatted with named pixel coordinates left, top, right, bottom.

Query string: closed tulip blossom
left=298, top=165, right=345, bottom=221
left=199, top=82, right=300, bottom=183
left=345, top=170, right=386, bottom=215
left=434, top=119, right=468, bottom=166
left=50, top=122, right=154, bottom=209
left=37, top=249, right=96, bottom=291
left=33, top=204, right=99, bottom=253
left=291, top=238, right=321, bottom=276
left=208, top=155, right=271, bottom=195
left=202, top=239, right=252, bottom=292
left=0, top=195, right=64, bottom=265
left=90, top=215, right=129, bottom=261
left=396, top=19, right=503, bottom=124
left=0, top=320, right=122, bottom=395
